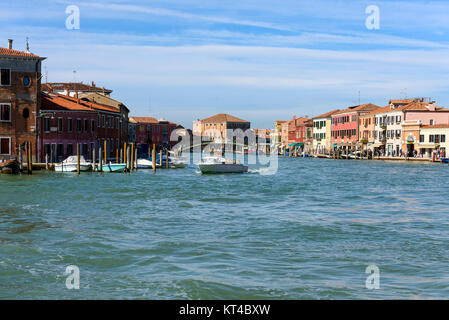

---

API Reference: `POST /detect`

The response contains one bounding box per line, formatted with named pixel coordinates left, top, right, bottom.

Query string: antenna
left=25, top=37, right=30, bottom=53
left=44, top=64, right=48, bottom=83
left=73, top=70, right=77, bottom=82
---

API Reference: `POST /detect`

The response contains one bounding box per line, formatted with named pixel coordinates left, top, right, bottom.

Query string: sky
left=1, top=0, right=449, bottom=129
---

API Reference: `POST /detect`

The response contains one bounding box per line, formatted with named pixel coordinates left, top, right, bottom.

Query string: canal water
left=1, top=157, right=449, bottom=299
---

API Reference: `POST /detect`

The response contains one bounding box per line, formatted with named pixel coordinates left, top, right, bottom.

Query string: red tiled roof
left=312, top=109, right=341, bottom=119
left=0, top=46, right=40, bottom=58
left=421, top=124, right=449, bottom=129
left=366, top=105, right=392, bottom=115
left=334, top=103, right=380, bottom=115
left=389, top=99, right=417, bottom=105
left=397, top=101, right=449, bottom=112
left=58, top=94, right=120, bottom=113
left=201, top=113, right=249, bottom=123
left=130, top=116, right=177, bottom=125
left=48, top=93, right=120, bottom=114
left=43, top=82, right=112, bottom=94
left=130, top=117, right=158, bottom=124
left=41, top=93, right=93, bottom=112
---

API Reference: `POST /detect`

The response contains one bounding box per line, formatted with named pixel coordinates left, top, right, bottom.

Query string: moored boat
left=0, top=160, right=20, bottom=174
left=198, top=156, right=248, bottom=174
left=102, top=163, right=126, bottom=172
left=54, top=156, right=92, bottom=172
left=137, top=158, right=154, bottom=169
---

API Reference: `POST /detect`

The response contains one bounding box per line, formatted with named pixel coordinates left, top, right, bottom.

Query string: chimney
left=8, top=39, right=13, bottom=49
left=426, top=103, right=436, bottom=111
left=91, top=81, right=95, bottom=87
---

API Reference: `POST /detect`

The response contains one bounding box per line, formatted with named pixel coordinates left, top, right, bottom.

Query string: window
left=98, top=114, right=100, bottom=127
left=419, top=135, right=424, bottom=143
left=44, top=118, right=50, bottom=132
left=102, top=115, right=105, bottom=128
left=0, top=137, right=11, bottom=155
left=67, top=144, right=74, bottom=155
left=82, top=144, right=88, bottom=155
left=77, top=119, right=82, bottom=132
left=442, top=135, right=446, bottom=143
left=23, top=76, right=31, bottom=87
left=84, top=119, right=89, bottom=132
left=429, top=135, right=434, bottom=143
left=68, top=118, right=72, bottom=132
left=57, top=144, right=64, bottom=157
left=23, top=108, right=29, bottom=119
left=430, top=119, right=434, bottom=125
left=0, top=104, right=11, bottom=122
left=0, top=69, right=11, bottom=86
left=91, top=120, right=95, bottom=132
left=58, top=118, right=63, bottom=133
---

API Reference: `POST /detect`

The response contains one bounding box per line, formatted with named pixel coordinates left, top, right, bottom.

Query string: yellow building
left=418, top=124, right=449, bottom=159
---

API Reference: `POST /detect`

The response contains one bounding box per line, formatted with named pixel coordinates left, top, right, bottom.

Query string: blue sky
left=2, top=0, right=449, bottom=128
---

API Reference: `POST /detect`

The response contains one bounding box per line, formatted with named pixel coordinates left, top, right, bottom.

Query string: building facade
left=331, top=104, right=379, bottom=150
left=194, top=113, right=250, bottom=143
left=39, top=93, right=122, bottom=162
left=129, top=116, right=179, bottom=155
left=0, top=40, right=45, bottom=161
left=312, top=109, right=340, bottom=155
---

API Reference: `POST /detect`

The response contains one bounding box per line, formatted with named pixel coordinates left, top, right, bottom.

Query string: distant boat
left=102, top=162, right=126, bottom=172
left=198, top=156, right=248, bottom=174
left=0, top=160, right=19, bottom=174
left=54, top=156, right=92, bottom=172
left=169, top=156, right=188, bottom=168
left=137, top=155, right=188, bottom=169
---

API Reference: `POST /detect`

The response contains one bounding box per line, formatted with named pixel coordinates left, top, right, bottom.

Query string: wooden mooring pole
left=99, top=145, right=103, bottom=172
left=152, top=144, right=156, bottom=174
left=92, top=147, right=96, bottom=171
left=134, top=146, right=138, bottom=171
left=166, top=149, right=169, bottom=169
left=130, top=143, right=134, bottom=172
left=123, top=143, right=127, bottom=167
left=126, top=144, right=130, bottom=173
left=104, top=140, right=107, bottom=165
left=77, top=143, right=80, bottom=175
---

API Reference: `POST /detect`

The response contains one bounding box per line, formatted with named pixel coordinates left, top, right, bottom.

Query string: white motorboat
left=169, top=157, right=188, bottom=168
left=54, top=156, right=92, bottom=172
left=137, top=158, right=154, bottom=169
left=198, top=157, right=248, bottom=174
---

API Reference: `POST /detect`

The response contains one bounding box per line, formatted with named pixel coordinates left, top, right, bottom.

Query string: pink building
left=331, top=103, right=380, bottom=148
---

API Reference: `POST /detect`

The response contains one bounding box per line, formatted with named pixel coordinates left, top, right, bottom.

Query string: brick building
left=129, top=116, right=180, bottom=155
left=0, top=39, right=45, bottom=161
left=39, top=93, right=122, bottom=162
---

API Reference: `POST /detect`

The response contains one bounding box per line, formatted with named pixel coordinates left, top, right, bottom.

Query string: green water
left=1, top=157, right=449, bottom=299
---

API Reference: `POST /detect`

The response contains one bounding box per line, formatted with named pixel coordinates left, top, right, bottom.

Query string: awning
left=416, top=143, right=440, bottom=149
left=288, top=142, right=304, bottom=147
left=371, top=143, right=385, bottom=148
